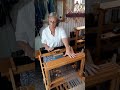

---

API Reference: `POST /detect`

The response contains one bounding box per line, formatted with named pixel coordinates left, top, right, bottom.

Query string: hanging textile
left=0, top=1, right=6, bottom=27
left=35, top=0, right=46, bottom=20
left=47, top=0, right=57, bottom=13
left=0, top=0, right=19, bottom=27
left=35, top=0, right=46, bottom=34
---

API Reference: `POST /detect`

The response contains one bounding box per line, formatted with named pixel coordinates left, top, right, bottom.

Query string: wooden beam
left=10, top=58, right=16, bottom=71
left=100, top=0, right=120, bottom=9
left=13, top=62, right=35, bottom=75
left=9, top=68, right=17, bottom=90
left=44, top=53, right=85, bottom=70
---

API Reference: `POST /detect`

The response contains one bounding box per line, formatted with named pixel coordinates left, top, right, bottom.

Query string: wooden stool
left=8, top=57, right=35, bottom=90
left=74, top=26, right=85, bottom=52
left=9, top=68, right=35, bottom=90
left=36, top=49, right=85, bottom=90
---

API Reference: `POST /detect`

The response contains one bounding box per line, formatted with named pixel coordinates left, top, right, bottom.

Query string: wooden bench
left=86, top=62, right=120, bottom=90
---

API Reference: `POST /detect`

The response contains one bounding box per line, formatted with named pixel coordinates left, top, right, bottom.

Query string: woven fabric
left=43, top=54, right=63, bottom=62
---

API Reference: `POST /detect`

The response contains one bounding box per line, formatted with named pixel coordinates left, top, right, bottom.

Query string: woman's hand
left=62, top=38, right=76, bottom=58
left=64, top=46, right=76, bottom=58
left=43, top=44, right=54, bottom=52
left=46, top=47, right=54, bottom=52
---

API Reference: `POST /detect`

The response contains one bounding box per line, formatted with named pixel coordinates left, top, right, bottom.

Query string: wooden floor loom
left=36, top=48, right=85, bottom=90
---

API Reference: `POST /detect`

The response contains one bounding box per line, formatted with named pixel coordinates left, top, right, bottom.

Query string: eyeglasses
left=49, top=21, right=57, bottom=24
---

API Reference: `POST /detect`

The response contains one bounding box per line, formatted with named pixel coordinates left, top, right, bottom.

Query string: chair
left=8, top=56, right=35, bottom=90
left=74, top=26, right=85, bottom=52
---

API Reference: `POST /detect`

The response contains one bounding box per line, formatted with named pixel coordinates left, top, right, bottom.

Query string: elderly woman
left=41, top=12, right=76, bottom=58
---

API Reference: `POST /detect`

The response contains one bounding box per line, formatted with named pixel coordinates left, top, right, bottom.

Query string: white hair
left=49, top=12, right=58, bottom=18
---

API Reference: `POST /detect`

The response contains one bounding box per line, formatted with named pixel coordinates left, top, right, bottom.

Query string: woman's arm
left=16, top=41, right=34, bottom=58
left=62, top=38, right=76, bottom=58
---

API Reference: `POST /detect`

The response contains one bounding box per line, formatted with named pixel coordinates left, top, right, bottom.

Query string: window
left=73, top=0, right=85, bottom=13
left=66, top=0, right=85, bottom=14
left=65, top=0, right=85, bottom=22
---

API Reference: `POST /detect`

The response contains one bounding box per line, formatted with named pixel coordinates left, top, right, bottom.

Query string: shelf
left=86, top=22, right=120, bottom=34
left=95, top=3, right=120, bottom=61
left=101, top=32, right=120, bottom=39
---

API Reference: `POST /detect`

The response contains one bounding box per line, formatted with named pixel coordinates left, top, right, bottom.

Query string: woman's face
left=48, top=17, right=57, bottom=28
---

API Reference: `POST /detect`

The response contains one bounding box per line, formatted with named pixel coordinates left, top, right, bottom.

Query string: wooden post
left=96, top=9, right=105, bottom=61
left=9, top=68, right=17, bottom=90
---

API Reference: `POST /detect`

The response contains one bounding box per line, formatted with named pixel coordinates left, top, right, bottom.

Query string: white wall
left=59, top=18, right=85, bottom=36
